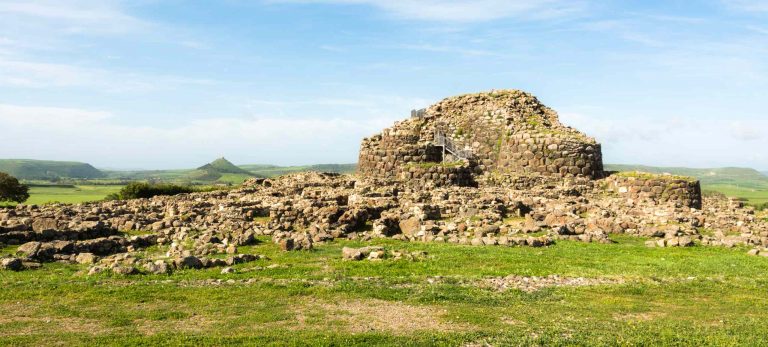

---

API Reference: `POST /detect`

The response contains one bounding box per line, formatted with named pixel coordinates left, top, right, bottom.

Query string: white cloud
left=747, top=25, right=768, bottom=35
left=0, top=104, right=111, bottom=124
left=394, top=43, right=498, bottom=56
left=0, top=0, right=149, bottom=34
left=0, top=59, right=219, bottom=91
left=559, top=111, right=768, bottom=168
left=0, top=60, right=100, bottom=88
left=0, top=103, right=396, bottom=168
left=723, top=0, right=768, bottom=12
left=270, top=0, right=584, bottom=22
left=730, top=121, right=764, bottom=141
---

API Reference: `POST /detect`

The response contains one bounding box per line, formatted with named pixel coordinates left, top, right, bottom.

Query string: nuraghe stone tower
left=358, top=90, right=604, bottom=187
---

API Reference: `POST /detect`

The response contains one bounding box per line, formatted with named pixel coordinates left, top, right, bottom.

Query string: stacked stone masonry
left=605, top=173, right=702, bottom=209
left=498, top=133, right=603, bottom=178
left=358, top=90, right=604, bottom=187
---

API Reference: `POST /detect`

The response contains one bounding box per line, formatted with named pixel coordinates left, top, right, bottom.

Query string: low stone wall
left=605, top=172, right=702, bottom=209
left=497, top=132, right=603, bottom=179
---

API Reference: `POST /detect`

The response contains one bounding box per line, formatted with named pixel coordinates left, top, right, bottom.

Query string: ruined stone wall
left=358, top=90, right=605, bottom=185
left=605, top=173, right=702, bottom=209
left=497, top=132, right=603, bottom=178
left=430, top=111, right=508, bottom=171
left=358, top=123, right=443, bottom=179
left=399, top=164, right=475, bottom=187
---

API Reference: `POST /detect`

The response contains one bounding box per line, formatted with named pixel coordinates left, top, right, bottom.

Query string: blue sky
left=0, top=0, right=766, bottom=170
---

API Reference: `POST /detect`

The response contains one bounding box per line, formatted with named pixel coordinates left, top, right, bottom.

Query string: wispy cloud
left=0, top=0, right=150, bottom=35
left=746, top=25, right=768, bottom=35
left=730, top=121, right=764, bottom=141
left=722, top=0, right=768, bottom=12
left=0, top=59, right=218, bottom=91
left=394, top=43, right=499, bottom=56
left=0, top=103, right=393, bottom=168
left=560, top=111, right=768, bottom=167
left=269, top=0, right=585, bottom=22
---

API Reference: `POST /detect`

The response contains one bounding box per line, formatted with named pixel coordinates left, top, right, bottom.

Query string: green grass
left=216, top=173, right=254, bottom=184
left=705, top=184, right=768, bottom=205
left=1, top=236, right=768, bottom=345
left=614, top=171, right=695, bottom=182
left=1, top=185, right=123, bottom=206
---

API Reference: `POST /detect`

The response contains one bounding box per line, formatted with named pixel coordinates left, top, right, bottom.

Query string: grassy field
left=1, top=236, right=767, bottom=346
left=2, top=185, right=124, bottom=206
left=704, top=184, right=768, bottom=205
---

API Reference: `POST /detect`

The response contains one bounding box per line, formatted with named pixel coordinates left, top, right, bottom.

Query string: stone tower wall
left=358, top=126, right=443, bottom=179
left=497, top=132, right=603, bottom=178
left=358, top=90, right=605, bottom=185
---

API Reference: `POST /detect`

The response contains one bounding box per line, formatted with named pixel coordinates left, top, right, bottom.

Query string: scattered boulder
left=174, top=256, right=203, bottom=270
left=342, top=246, right=426, bottom=261
left=75, top=253, right=97, bottom=264
left=1, top=257, right=23, bottom=271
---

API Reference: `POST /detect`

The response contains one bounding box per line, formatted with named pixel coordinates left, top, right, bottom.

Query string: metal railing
left=434, top=129, right=473, bottom=160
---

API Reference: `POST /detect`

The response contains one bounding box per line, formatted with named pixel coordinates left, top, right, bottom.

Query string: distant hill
left=606, top=164, right=768, bottom=206
left=239, top=163, right=357, bottom=177
left=188, top=157, right=256, bottom=182
left=103, top=162, right=358, bottom=184
left=0, top=159, right=105, bottom=180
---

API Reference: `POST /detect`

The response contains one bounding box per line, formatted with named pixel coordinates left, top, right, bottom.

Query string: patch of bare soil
left=0, top=316, right=106, bottom=336
left=478, top=275, right=625, bottom=292
left=298, top=298, right=474, bottom=334
left=613, top=311, right=667, bottom=322
left=135, top=314, right=214, bottom=335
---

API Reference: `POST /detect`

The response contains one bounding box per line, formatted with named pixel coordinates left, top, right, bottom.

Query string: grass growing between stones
left=614, top=171, right=696, bottom=182
left=2, top=236, right=768, bottom=346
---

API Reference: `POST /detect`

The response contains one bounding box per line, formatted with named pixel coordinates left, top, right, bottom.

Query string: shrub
left=0, top=172, right=30, bottom=203
left=108, top=182, right=196, bottom=200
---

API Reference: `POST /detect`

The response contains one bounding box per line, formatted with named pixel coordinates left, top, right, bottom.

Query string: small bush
left=107, top=182, right=196, bottom=200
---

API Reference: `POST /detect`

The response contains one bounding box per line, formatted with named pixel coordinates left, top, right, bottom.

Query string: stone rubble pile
left=341, top=246, right=428, bottom=261
left=0, top=170, right=764, bottom=274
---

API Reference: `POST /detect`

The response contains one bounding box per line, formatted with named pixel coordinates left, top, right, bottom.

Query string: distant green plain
left=704, top=184, right=768, bottom=205
left=1, top=185, right=124, bottom=207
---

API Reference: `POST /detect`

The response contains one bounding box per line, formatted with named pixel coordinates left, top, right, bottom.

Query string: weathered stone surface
left=359, top=90, right=603, bottom=186
left=174, top=256, right=203, bottom=270
left=1, top=257, right=23, bottom=271
left=75, top=253, right=97, bottom=264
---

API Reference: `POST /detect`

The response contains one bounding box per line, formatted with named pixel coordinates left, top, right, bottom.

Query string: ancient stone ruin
left=2, top=90, right=766, bottom=274
left=359, top=90, right=604, bottom=187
